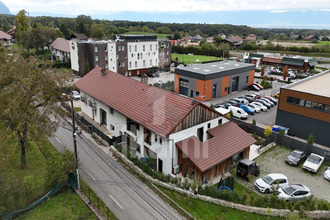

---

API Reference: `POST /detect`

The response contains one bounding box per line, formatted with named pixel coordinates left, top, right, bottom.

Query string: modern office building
left=275, top=71, right=330, bottom=147
left=174, top=61, right=255, bottom=101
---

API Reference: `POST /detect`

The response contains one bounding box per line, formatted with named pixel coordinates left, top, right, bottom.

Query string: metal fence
left=60, top=101, right=122, bottom=146
left=234, top=119, right=330, bottom=161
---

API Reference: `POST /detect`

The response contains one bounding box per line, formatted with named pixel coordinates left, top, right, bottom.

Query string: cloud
left=3, top=0, right=330, bottom=15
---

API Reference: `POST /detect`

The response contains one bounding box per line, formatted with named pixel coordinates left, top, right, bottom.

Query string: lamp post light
left=70, top=92, right=80, bottom=190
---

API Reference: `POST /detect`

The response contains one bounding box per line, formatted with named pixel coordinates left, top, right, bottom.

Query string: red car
left=254, top=83, right=264, bottom=90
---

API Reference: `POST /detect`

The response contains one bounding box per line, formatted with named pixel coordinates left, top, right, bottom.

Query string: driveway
left=249, top=145, right=330, bottom=201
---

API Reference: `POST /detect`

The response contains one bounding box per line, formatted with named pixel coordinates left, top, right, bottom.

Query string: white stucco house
left=75, top=67, right=255, bottom=183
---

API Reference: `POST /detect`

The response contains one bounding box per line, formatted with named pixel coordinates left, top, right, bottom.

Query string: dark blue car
left=240, top=104, right=255, bottom=115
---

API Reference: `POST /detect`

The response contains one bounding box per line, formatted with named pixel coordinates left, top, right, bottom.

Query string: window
left=197, top=127, right=204, bottom=142
left=207, top=123, right=211, bottom=129
left=138, top=53, right=140, bottom=59
left=136, top=144, right=141, bottom=153
left=141, top=53, right=143, bottom=59
left=246, top=76, right=249, bottom=83
left=179, top=79, right=189, bottom=88
left=116, top=54, right=119, bottom=59
left=129, top=71, right=131, bottom=76
left=121, top=45, right=124, bottom=51
left=125, top=72, right=128, bottom=76
left=143, top=45, right=145, bottom=51
left=196, top=91, right=200, bottom=97
left=287, top=96, right=300, bottom=105
left=105, top=46, right=107, bottom=51
left=150, top=45, right=152, bottom=51
left=95, top=56, right=98, bottom=61
left=122, top=62, right=125, bottom=67
left=135, top=45, right=137, bottom=52
left=150, top=59, right=152, bottom=65
left=110, top=125, right=115, bottom=131
left=105, top=55, right=108, bottom=60
left=143, top=60, right=145, bottom=66
left=135, top=61, right=137, bottom=67
left=225, top=87, right=227, bottom=92
left=105, top=64, right=108, bottom=69
left=125, top=54, right=127, bottom=59
left=154, top=135, right=158, bottom=142
left=159, top=138, right=162, bottom=145
left=95, top=47, right=98, bottom=52
left=155, top=59, right=158, bottom=64
left=166, top=51, right=169, bottom=55
left=109, top=106, right=114, bottom=115
left=119, top=62, right=121, bottom=67
left=144, top=128, right=151, bottom=145
left=129, top=45, right=131, bottom=52
left=218, top=119, right=222, bottom=125
left=137, top=70, right=139, bottom=75
left=131, top=54, right=133, bottom=58
left=156, top=44, right=158, bottom=50
left=118, top=46, right=121, bottom=51
left=127, top=118, right=137, bottom=135
left=129, top=62, right=132, bottom=68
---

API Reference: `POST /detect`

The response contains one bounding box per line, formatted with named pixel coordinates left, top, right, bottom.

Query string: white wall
left=127, top=41, right=159, bottom=70
left=70, top=41, right=79, bottom=72
left=108, top=42, right=117, bottom=72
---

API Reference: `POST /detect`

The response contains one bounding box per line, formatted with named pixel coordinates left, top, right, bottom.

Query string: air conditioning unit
left=173, top=165, right=179, bottom=174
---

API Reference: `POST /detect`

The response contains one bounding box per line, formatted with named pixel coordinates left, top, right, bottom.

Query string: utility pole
left=70, top=93, right=80, bottom=190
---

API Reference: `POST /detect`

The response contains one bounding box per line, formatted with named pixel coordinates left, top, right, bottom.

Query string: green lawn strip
left=316, top=41, right=330, bottom=46
left=16, top=188, right=96, bottom=220
left=158, top=185, right=281, bottom=220
left=172, top=54, right=222, bottom=65
left=123, top=31, right=169, bottom=39
left=80, top=179, right=118, bottom=220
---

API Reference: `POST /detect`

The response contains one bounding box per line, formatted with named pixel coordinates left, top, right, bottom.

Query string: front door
left=212, top=83, right=217, bottom=98
left=158, top=158, right=163, bottom=173
left=231, top=77, right=239, bottom=92
left=100, top=108, right=107, bottom=125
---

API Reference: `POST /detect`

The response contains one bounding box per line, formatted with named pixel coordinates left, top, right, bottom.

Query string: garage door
left=179, top=79, right=189, bottom=96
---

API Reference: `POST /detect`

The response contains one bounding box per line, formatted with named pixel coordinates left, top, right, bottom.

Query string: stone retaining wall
left=108, top=145, right=330, bottom=219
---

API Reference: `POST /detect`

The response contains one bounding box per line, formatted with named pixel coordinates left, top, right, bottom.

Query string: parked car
left=274, top=92, right=280, bottom=99
left=71, top=91, right=81, bottom=100
left=256, top=99, right=271, bottom=109
left=260, top=98, right=274, bottom=107
left=302, top=153, right=324, bottom=173
left=252, top=102, right=268, bottom=111
left=232, top=98, right=249, bottom=105
left=244, top=94, right=257, bottom=101
left=226, top=100, right=240, bottom=107
left=278, top=184, right=312, bottom=203
left=240, top=104, right=255, bottom=115
left=265, top=76, right=277, bottom=81
left=324, top=167, right=330, bottom=181
left=239, top=96, right=254, bottom=103
left=236, top=159, right=260, bottom=180
left=264, top=96, right=278, bottom=105
left=247, top=103, right=261, bottom=113
left=253, top=93, right=261, bottom=99
left=214, top=103, right=226, bottom=108
left=254, top=173, right=289, bottom=193
left=228, top=106, right=248, bottom=119
left=247, top=84, right=260, bottom=91
left=253, top=82, right=264, bottom=90
left=285, top=150, right=306, bottom=166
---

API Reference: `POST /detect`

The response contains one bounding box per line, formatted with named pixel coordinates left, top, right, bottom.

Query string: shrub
left=252, top=118, right=256, bottom=126
left=264, top=125, right=272, bottom=138
left=307, top=133, right=314, bottom=144
left=278, top=129, right=285, bottom=135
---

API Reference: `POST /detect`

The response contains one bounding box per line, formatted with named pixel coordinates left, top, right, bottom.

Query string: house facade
left=70, top=35, right=171, bottom=77
left=174, top=61, right=256, bottom=101
left=75, top=67, right=256, bottom=183
left=275, top=71, right=330, bottom=147
left=0, top=30, right=12, bottom=46
left=49, top=37, right=70, bottom=62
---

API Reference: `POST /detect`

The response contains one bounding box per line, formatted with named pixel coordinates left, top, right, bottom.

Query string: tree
left=90, top=23, right=105, bottom=39
left=15, top=9, right=30, bottom=44
left=307, top=133, right=314, bottom=145
left=283, top=66, right=288, bottom=81
left=75, top=15, right=93, bottom=37
left=0, top=48, right=71, bottom=168
left=261, top=65, right=266, bottom=77
left=264, top=125, right=272, bottom=139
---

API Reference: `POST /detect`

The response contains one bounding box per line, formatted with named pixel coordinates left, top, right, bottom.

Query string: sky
left=3, top=0, right=330, bottom=28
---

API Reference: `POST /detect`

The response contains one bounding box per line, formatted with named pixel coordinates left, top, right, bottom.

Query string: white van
left=229, top=106, right=248, bottom=120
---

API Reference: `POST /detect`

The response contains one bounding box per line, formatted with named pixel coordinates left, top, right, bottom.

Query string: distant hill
left=0, top=1, right=10, bottom=15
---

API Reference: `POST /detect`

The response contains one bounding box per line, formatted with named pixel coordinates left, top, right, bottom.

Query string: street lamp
left=70, top=92, right=80, bottom=190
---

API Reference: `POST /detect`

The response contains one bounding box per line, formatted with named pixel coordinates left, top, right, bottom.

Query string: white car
left=155, top=79, right=164, bottom=84
left=324, top=167, right=330, bottom=181
left=251, top=102, right=267, bottom=112
left=247, top=103, right=261, bottom=113
left=254, top=173, right=289, bottom=193
left=302, top=153, right=324, bottom=173
left=71, top=91, right=80, bottom=100
left=278, top=184, right=312, bottom=203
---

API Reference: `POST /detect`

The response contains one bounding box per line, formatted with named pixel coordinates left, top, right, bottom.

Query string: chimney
left=101, top=68, right=107, bottom=76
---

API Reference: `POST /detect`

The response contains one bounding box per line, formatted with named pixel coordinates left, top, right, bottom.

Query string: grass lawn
left=16, top=189, right=96, bottom=219
left=159, top=186, right=280, bottom=220
left=123, top=31, right=169, bottom=39
left=172, top=54, right=222, bottom=65
left=316, top=41, right=330, bottom=46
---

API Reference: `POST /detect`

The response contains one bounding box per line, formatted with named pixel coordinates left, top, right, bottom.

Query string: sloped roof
left=50, top=37, right=70, bottom=53
left=282, top=57, right=305, bottom=67
left=0, top=30, right=12, bottom=40
left=176, top=121, right=256, bottom=172
left=75, top=67, right=213, bottom=137
left=71, top=33, right=88, bottom=40
left=262, top=56, right=282, bottom=64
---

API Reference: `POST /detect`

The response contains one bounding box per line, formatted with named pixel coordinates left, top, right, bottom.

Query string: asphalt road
left=49, top=116, right=182, bottom=220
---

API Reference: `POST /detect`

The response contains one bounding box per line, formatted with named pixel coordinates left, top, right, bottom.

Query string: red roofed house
left=0, top=30, right=13, bottom=46
left=75, top=67, right=256, bottom=183
left=50, top=37, right=70, bottom=62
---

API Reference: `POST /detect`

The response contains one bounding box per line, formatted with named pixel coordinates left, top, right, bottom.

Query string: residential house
left=192, top=34, right=203, bottom=42
left=49, top=37, right=70, bottom=62
left=244, top=34, right=257, bottom=41
left=218, top=33, right=226, bottom=39
left=219, top=35, right=243, bottom=49
left=0, top=30, right=12, bottom=46
left=206, top=36, right=214, bottom=44
left=70, top=35, right=171, bottom=77
left=304, top=35, right=319, bottom=41
left=275, top=71, right=330, bottom=147
left=7, top=28, right=16, bottom=39
left=70, top=33, right=88, bottom=41
left=75, top=66, right=256, bottom=183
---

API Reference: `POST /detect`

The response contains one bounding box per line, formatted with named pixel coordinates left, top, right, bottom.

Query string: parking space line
left=109, top=193, right=124, bottom=210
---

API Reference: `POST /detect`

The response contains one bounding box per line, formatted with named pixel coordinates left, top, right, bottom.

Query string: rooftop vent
left=101, top=68, right=107, bottom=76
left=219, top=67, right=225, bottom=69
left=204, top=69, right=210, bottom=72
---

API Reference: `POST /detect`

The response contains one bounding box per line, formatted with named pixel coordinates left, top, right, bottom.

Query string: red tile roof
left=75, top=67, right=207, bottom=137
left=0, top=30, right=12, bottom=40
left=176, top=121, right=256, bottom=172
left=50, top=37, right=70, bottom=53
left=262, top=56, right=283, bottom=64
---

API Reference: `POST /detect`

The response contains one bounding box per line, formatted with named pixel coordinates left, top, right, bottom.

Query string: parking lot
left=131, top=71, right=174, bottom=84
left=239, top=145, right=330, bottom=201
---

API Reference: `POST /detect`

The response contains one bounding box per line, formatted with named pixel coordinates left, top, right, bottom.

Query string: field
left=316, top=41, right=330, bottom=46
left=172, top=54, right=222, bottom=65
left=123, top=31, right=169, bottom=39
left=272, top=41, right=316, bottom=48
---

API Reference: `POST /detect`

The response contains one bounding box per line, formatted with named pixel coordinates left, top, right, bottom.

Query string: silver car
left=252, top=102, right=267, bottom=112
left=278, top=184, right=312, bottom=202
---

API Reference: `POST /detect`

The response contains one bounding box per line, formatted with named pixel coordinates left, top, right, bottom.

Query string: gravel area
left=250, top=145, right=330, bottom=201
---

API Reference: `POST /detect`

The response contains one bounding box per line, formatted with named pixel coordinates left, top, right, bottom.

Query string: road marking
left=109, top=194, right=124, bottom=210
left=55, top=137, right=62, bottom=144
left=85, top=170, right=96, bottom=181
